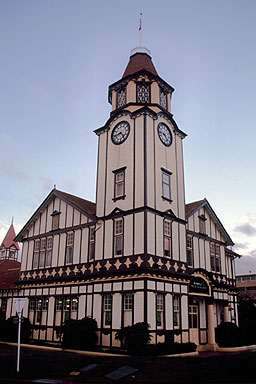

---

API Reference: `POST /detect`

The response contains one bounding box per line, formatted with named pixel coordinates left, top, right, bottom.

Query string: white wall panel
left=93, top=294, right=102, bottom=328
left=112, top=293, right=122, bottom=329
left=147, top=291, right=155, bottom=329
left=134, top=291, right=144, bottom=324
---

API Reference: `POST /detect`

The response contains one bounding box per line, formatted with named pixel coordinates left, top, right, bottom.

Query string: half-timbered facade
left=0, top=47, right=238, bottom=350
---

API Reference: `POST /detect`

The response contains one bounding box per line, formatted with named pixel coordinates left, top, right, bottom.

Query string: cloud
left=235, top=255, right=256, bottom=274
left=0, top=132, right=30, bottom=182
left=233, top=242, right=250, bottom=251
left=234, top=222, right=256, bottom=236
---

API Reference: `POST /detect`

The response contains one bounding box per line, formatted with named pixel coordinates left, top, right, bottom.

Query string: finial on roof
left=11, top=216, right=14, bottom=225
left=139, top=12, right=142, bottom=49
left=54, top=184, right=56, bottom=190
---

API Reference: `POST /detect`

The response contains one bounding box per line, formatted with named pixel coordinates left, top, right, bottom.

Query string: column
left=223, top=305, right=230, bottom=322
left=207, top=303, right=216, bottom=350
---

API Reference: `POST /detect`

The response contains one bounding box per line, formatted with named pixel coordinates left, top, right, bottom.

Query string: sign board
left=13, top=298, right=27, bottom=314
left=189, top=277, right=209, bottom=295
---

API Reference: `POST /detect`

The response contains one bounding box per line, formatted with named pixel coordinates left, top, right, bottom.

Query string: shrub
left=115, top=322, right=151, bottom=355
left=60, top=317, right=98, bottom=350
left=0, top=316, right=31, bottom=343
left=215, top=322, right=241, bottom=347
left=146, top=342, right=197, bottom=356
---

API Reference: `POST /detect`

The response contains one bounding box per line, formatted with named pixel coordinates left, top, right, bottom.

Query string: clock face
left=157, top=122, right=172, bottom=147
left=111, top=121, right=130, bottom=145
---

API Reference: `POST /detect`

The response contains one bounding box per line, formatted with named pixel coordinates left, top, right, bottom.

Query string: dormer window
left=117, top=86, right=126, bottom=108
left=199, top=215, right=207, bottom=235
left=136, top=82, right=150, bottom=104
left=160, top=88, right=168, bottom=110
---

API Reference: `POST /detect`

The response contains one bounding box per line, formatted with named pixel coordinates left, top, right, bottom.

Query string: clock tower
left=94, top=47, right=187, bottom=264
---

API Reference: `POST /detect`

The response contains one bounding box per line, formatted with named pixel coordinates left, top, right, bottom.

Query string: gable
left=186, top=198, right=234, bottom=246
left=16, top=189, right=96, bottom=241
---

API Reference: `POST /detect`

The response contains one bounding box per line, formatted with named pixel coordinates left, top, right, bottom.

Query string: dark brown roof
left=185, top=200, right=205, bottom=217
left=1, top=224, right=19, bottom=250
left=0, top=260, right=20, bottom=289
left=55, top=190, right=96, bottom=216
left=122, top=52, right=158, bottom=78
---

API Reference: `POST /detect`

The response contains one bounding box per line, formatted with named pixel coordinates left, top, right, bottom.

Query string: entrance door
left=189, top=304, right=199, bottom=344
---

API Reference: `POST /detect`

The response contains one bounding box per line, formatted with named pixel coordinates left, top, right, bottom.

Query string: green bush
left=115, top=322, right=152, bottom=355
left=60, top=317, right=98, bottom=350
left=146, top=342, right=197, bottom=356
left=215, top=322, right=241, bottom=347
left=0, top=316, right=31, bottom=343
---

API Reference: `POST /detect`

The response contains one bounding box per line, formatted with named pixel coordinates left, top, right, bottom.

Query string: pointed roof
left=1, top=223, right=19, bottom=250
left=122, top=52, right=158, bottom=78
left=185, top=198, right=234, bottom=246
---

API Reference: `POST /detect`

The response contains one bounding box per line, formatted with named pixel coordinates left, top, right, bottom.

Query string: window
left=114, top=219, right=123, bottom=256
left=189, top=304, right=199, bottom=329
left=124, top=293, right=133, bottom=326
left=1, top=298, right=7, bottom=316
left=103, top=295, right=112, bottom=327
left=187, top=235, right=193, bottom=267
left=51, top=211, right=60, bottom=230
left=210, top=243, right=221, bottom=273
left=33, top=240, right=40, bottom=269
left=199, top=215, right=206, bottom=234
left=88, top=226, right=95, bottom=261
left=156, top=294, right=164, bottom=328
left=164, top=220, right=172, bottom=257
left=46, top=237, right=53, bottom=267
left=160, top=88, right=168, bottom=110
left=162, top=170, right=171, bottom=200
left=55, top=297, right=78, bottom=326
left=29, top=298, right=48, bottom=325
left=39, top=239, right=46, bottom=268
left=137, top=82, right=150, bottom=104
left=33, top=238, right=53, bottom=269
left=117, top=86, right=126, bottom=108
left=173, top=295, right=180, bottom=328
left=66, top=232, right=74, bottom=264
left=113, top=169, right=125, bottom=200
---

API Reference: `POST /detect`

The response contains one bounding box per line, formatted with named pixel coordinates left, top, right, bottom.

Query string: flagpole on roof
left=139, top=13, right=142, bottom=48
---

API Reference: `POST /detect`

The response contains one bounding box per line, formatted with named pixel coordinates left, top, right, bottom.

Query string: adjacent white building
left=0, top=47, right=238, bottom=350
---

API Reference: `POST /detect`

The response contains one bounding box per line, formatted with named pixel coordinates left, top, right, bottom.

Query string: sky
left=0, top=0, right=256, bottom=274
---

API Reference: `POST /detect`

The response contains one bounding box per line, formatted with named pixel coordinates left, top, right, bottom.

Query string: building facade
left=0, top=47, right=238, bottom=349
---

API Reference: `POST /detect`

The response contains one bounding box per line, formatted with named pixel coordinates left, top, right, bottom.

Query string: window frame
left=113, top=218, right=124, bottom=257
left=116, top=85, right=127, bottom=108
left=136, top=81, right=151, bottom=104
left=156, top=293, right=164, bottom=329
left=113, top=167, right=126, bottom=201
left=210, top=242, right=221, bottom=273
left=186, top=234, right=194, bottom=267
left=159, top=87, right=168, bottom=110
left=103, top=294, right=112, bottom=327
left=161, top=168, right=172, bottom=202
left=173, top=295, right=181, bottom=329
left=65, top=232, right=74, bottom=265
left=163, top=219, right=172, bottom=258
left=88, top=226, right=95, bottom=261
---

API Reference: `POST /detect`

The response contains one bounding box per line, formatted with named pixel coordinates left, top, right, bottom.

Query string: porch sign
left=189, top=277, right=209, bottom=295
left=13, top=298, right=27, bottom=373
